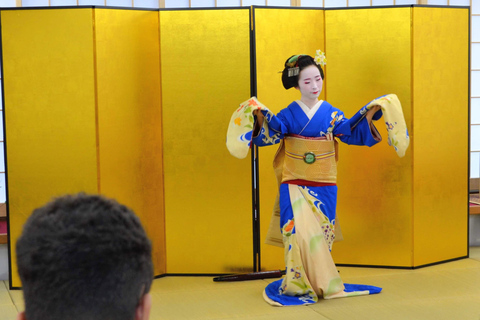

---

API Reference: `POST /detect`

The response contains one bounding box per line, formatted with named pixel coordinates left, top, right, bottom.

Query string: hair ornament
left=315, top=49, right=327, bottom=67
left=286, top=54, right=304, bottom=77
left=288, top=67, right=299, bottom=77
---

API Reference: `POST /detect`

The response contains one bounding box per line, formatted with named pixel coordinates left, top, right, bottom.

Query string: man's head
left=16, top=193, right=153, bottom=320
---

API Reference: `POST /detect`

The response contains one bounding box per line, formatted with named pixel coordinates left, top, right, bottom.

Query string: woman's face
left=296, top=65, right=323, bottom=100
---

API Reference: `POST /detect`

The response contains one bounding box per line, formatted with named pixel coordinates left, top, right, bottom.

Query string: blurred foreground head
left=16, top=193, right=153, bottom=320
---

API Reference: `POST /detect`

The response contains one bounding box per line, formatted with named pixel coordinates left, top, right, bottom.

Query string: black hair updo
left=281, top=55, right=324, bottom=90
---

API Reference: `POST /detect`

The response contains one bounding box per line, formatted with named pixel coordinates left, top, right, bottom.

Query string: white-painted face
left=296, top=65, right=323, bottom=101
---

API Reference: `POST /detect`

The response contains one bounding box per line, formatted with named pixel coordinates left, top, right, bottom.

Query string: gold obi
left=281, top=135, right=337, bottom=184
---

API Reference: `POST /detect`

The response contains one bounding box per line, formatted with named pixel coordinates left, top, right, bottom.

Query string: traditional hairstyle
left=16, top=193, right=153, bottom=320
left=281, top=54, right=324, bottom=90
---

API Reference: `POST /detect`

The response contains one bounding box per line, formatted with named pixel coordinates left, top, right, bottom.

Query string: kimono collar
left=296, top=100, right=324, bottom=120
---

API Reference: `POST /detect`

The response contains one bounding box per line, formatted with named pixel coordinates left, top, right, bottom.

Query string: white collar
left=296, top=100, right=324, bottom=120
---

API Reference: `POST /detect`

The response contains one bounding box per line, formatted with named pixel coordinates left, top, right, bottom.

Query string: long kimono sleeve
left=226, top=97, right=284, bottom=159
left=333, top=105, right=382, bottom=147
left=252, top=110, right=288, bottom=147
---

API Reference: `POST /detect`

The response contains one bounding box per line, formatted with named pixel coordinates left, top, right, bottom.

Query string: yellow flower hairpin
left=315, top=49, right=327, bottom=67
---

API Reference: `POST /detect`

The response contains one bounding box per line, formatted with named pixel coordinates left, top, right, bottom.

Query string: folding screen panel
left=411, top=7, right=469, bottom=266
left=93, top=8, right=166, bottom=275
left=326, top=6, right=469, bottom=268
left=2, top=8, right=166, bottom=287
left=2, top=8, right=99, bottom=288
left=253, top=7, right=326, bottom=271
left=160, top=8, right=253, bottom=273
left=325, top=7, right=414, bottom=267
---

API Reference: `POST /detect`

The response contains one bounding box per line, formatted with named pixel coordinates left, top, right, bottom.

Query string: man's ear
left=16, top=311, right=26, bottom=320
left=135, top=293, right=152, bottom=320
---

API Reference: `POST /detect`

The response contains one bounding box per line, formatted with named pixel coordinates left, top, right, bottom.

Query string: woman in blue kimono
left=252, top=53, right=382, bottom=306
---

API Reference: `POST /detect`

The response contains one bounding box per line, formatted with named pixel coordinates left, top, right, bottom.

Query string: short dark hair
left=16, top=193, right=153, bottom=320
left=281, top=55, right=324, bottom=90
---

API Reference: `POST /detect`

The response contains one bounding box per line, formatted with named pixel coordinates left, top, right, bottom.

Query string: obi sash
left=281, top=135, right=337, bottom=184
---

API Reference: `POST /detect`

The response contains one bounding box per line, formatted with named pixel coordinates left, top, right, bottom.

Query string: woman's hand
left=252, top=109, right=264, bottom=137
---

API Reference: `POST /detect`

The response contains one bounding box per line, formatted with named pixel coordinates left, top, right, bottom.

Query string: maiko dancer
left=226, top=50, right=409, bottom=306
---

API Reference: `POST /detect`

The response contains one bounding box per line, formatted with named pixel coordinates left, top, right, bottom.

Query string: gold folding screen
left=1, top=5, right=469, bottom=289
left=252, top=6, right=469, bottom=268
left=2, top=8, right=166, bottom=287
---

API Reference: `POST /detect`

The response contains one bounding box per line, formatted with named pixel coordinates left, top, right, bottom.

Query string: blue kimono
left=253, top=99, right=383, bottom=306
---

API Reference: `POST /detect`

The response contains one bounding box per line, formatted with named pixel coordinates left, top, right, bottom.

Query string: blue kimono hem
left=264, top=279, right=316, bottom=306
left=344, top=283, right=383, bottom=294
left=264, top=279, right=382, bottom=306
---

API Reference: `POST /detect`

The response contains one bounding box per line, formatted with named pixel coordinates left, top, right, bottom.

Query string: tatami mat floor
left=2, top=248, right=480, bottom=320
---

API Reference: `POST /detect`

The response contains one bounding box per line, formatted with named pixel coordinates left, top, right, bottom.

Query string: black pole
left=251, top=145, right=260, bottom=272
left=251, top=147, right=257, bottom=272
left=249, top=6, right=260, bottom=273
